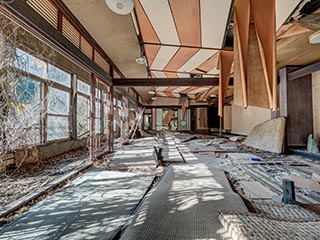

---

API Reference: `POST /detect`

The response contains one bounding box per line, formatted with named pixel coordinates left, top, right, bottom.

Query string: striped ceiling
left=155, top=86, right=213, bottom=99
left=133, top=0, right=302, bottom=100
left=134, top=0, right=233, bottom=79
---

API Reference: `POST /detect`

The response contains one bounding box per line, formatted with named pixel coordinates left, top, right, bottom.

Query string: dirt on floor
left=0, top=149, right=89, bottom=210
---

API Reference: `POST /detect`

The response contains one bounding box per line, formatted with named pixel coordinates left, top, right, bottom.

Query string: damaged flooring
left=1, top=133, right=320, bottom=239
left=0, top=169, right=155, bottom=240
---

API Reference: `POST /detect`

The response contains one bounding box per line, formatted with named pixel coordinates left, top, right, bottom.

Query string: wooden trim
left=51, top=0, right=125, bottom=78
left=2, top=1, right=113, bottom=85
left=114, top=77, right=233, bottom=87
left=143, top=42, right=232, bottom=51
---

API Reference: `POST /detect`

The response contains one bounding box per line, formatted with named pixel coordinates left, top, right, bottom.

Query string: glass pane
left=7, top=77, right=42, bottom=147
left=104, top=103, right=109, bottom=132
left=96, top=89, right=101, bottom=99
left=77, top=95, right=90, bottom=136
left=48, top=87, right=70, bottom=115
left=48, top=64, right=71, bottom=87
left=77, top=80, right=90, bottom=95
left=95, top=101, right=101, bottom=118
left=47, top=116, right=69, bottom=141
left=16, top=48, right=47, bottom=78
left=95, top=119, right=101, bottom=134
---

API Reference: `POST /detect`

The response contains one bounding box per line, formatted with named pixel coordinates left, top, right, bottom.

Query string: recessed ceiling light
left=309, top=30, right=320, bottom=44
left=136, top=56, right=147, bottom=64
left=148, top=90, right=156, bottom=95
left=105, top=0, right=134, bottom=15
left=151, top=96, right=157, bottom=101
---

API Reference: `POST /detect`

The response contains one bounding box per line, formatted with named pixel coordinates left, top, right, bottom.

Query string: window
left=7, top=77, right=42, bottom=147
left=77, top=79, right=90, bottom=137
left=48, top=87, right=70, bottom=115
left=47, top=116, right=69, bottom=141
left=15, top=49, right=47, bottom=78
left=48, top=64, right=71, bottom=87
left=47, top=87, right=70, bottom=141
left=77, top=95, right=90, bottom=136
left=77, top=80, right=90, bottom=95
left=95, top=87, right=102, bottom=134
left=103, top=90, right=110, bottom=133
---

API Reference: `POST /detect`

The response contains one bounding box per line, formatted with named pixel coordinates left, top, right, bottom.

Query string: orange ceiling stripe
left=134, top=0, right=160, bottom=43
left=181, top=86, right=199, bottom=94
left=165, top=86, right=180, bottom=92
left=169, top=0, right=201, bottom=47
left=218, top=51, right=234, bottom=117
left=145, top=44, right=161, bottom=66
left=164, top=47, right=199, bottom=72
left=196, top=52, right=220, bottom=73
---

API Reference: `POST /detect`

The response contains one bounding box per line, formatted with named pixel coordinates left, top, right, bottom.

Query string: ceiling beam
left=113, top=78, right=234, bottom=86
left=288, top=61, right=320, bottom=80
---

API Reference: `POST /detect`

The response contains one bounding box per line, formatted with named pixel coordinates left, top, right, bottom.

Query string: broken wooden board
left=238, top=181, right=275, bottom=199
left=283, top=175, right=320, bottom=193
left=244, top=117, right=286, bottom=153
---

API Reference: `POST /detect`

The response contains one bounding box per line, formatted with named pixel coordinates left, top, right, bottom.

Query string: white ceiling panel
left=172, top=87, right=190, bottom=93
left=140, top=0, right=180, bottom=45
left=177, top=73, right=190, bottom=78
left=179, top=49, right=217, bottom=73
left=276, top=0, right=301, bottom=30
left=156, top=86, right=168, bottom=91
left=188, top=87, right=211, bottom=94
left=157, top=91, right=168, bottom=97
left=152, top=71, right=167, bottom=78
left=151, top=45, right=179, bottom=70
left=200, top=0, right=232, bottom=48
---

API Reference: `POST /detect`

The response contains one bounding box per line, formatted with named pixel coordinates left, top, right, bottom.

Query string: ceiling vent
left=105, top=0, right=134, bottom=15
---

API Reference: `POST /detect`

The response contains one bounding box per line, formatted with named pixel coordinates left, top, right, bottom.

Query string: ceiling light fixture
left=309, top=30, right=320, bottom=44
left=148, top=90, right=156, bottom=95
left=136, top=56, right=147, bottom=65
left=105, top=0, right=134, bottom=15
left=151, top=96, right=157, bottom=101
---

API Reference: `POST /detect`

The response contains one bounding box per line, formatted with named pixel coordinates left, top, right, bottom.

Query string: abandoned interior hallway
left=2, top=133, right=320, bottom=239
left=2, top=0, right=320, bottom=239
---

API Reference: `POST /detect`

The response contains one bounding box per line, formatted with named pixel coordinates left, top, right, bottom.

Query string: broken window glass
left=48, top=64, right=71, bottom=87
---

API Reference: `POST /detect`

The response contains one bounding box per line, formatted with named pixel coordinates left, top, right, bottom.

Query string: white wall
left=231, top=104, right=271, bottom=135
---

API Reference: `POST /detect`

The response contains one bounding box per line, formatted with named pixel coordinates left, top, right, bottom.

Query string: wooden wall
left=279, top=67, right=313, bottom=147
left=312, top=71, right=320, bottom=141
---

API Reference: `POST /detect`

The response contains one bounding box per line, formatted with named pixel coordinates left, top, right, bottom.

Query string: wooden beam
left=1, top=1, right=112, bottom=85
left=113, top=78, right=234, bottom=87
left=288, top=61, right=320, bottom=81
